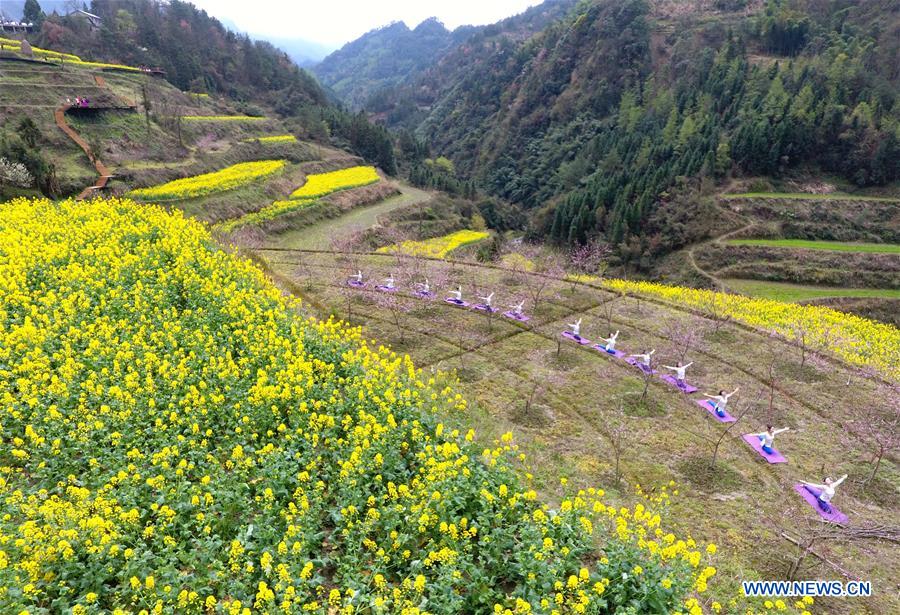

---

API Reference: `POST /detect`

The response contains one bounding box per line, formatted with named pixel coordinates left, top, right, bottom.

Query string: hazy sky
left=189, top=0, right=543, bottom=48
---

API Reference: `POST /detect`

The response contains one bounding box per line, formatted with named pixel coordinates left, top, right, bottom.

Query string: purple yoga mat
left=472, top=304, right=499, bottom=313
left=445, top=298, right=470, bottom=307
left=592, top=344, right=625, bottom=358
left=347, top=280, right=366, bottom=288
left=414, top=290, right=434, bottom=298
left=375, top=285, right=396, bottom=292
left=503, top=311, right=530, bottom=322
left=793, top=484, right=848, bottom=524
left=695, top=398, right=736, bottom=423
left=660, top=374, right=699, bottom=394
left=741, top=434, right=788, bottom=464
left=561, top=330, right=590, bottom=345
left=625, top=357, right=657, bottom=374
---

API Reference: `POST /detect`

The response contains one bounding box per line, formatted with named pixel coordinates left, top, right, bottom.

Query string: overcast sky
left=189, top=0, right=543, bottom=48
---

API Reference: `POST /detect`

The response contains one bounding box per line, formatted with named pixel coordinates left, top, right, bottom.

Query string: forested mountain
left=314, top=19, right=477, bottom=109
left=32, top=0, right=327, bottom=111
left=314, top=0, right=580, bottom=111
left=354, top=0, right=900, bottom=266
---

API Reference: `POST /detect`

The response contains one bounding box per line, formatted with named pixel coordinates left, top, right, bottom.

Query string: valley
left=0, top=1, right=897, bottom=614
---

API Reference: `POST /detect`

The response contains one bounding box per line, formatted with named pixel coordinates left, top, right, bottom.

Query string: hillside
left=346, top=0, right=899, bottom=265
left=1, top=1, right=898, bottom=614
left=314, top=19, right=476, bottom=110
left=314, top=0, right=579, bottom=112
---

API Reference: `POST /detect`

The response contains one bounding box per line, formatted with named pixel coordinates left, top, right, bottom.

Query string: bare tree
left=698, top=292, right=732, bottom=333
left=711, top=394, right=758, bottom=466
left=568, top=240, right=611, bottom=293
left=374, top=289, right=412, bottom=345
left=664, top=317, right=706, bottom=364
left=608, top=403, right=631, bottom=485
left=515, top=244, right=564, bottom=318
left=842, top=398, right=899, bottom=487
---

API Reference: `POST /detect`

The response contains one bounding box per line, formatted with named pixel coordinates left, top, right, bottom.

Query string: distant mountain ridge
left=313, top=17, right=478, bottom=109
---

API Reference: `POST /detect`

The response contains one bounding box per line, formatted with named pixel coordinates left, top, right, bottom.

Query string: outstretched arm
left=773, top=427, right=790, bottom=435
left=663, top=365, right=677, bottom=371
left=684, top=362, right=693, bottom=368
left=801, top=481, right=825, bottom=490
left=832, top=475, right=848, bottom=488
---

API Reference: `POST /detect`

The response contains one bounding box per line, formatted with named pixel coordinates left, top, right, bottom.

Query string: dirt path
left=268, top=184, right=433, bottom=250
left=54, top=105, right=112, bottom=200
left=687, top=221, right=756, bottom=291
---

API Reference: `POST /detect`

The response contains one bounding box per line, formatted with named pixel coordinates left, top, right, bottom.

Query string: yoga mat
left=592, top=345, right=625, bottom=358
left=503, top=311, right=530, bottom=322
left=561, top=330, right=590, bottom=345
left=472, top=304, right=499, bottom=313
left=347, top=280, right=366, bottom=288
left=793, top=484, right=848, bottom=524
left=660, top=374, right=699, bottom=394
left=375, top=285, right=396, bottom=292
left=414, top=290, right=434, bottom=298
left=445, top=298, right=470, bottom=307
left=695, top=398, right=736, bottom=423
left=741, top=434, right=788, bottom=464
left=625, top=357, right=657, bottom=374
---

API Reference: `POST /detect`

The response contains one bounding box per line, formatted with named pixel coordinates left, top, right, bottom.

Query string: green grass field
left=724, top=278, right=900, bottom=302
left=721, top=191, right=900, bottom=202
left=725, top=238, right=900, bottom=254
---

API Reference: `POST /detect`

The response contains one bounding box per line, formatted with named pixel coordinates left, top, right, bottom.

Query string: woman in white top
left=663, top=361, right=693, bottom=385
left=383, top=274, right=395, bottom=289
left=703, top=387, right=739, bottom=418
left=509, top=300, right=525, bottom=316
left=628, top=349, right=655, bottom=368
left=801, top=475, right=847, bottom=513
left=600, top=330, right=619, bottom=352
left=350, top=270, right=363, bottom=283
left=568, top=318, right=582, bottom=339
left=750, top=424, right=789, bottom=455
left=448, top=287, right=464, bottom=303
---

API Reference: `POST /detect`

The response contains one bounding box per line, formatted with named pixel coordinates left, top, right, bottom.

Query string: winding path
left=54, top=105, right=112, bottom=200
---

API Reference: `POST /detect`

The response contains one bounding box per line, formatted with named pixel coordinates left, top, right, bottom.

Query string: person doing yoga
left=703, top=387, right=739, bottom=418
left=568, top=318, right=583, bottom=339
left=350, top=270, right=363, bottom=283
left=449, top=287, right=464, bottom=302
left=750, top=424, right=789, bottom=454
left=383, top=274, right=395, bottom=290
left=628, top=349, right=655, bottom=367
left=663, top=361, right=693, bottom=385
left=800, top=475, right=847, bottom=513
left=600, top=330, right=619, bottom=352
left=509, top=300, right=525, bottom=316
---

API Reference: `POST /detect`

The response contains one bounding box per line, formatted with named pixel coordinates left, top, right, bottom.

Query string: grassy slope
left=725, top=239, right=900, bottom=254
left=253, top=249, right=899, bottom=615
left=723, top=279, right=900, bottom=302
left=270, top=184, right=433, bottom=250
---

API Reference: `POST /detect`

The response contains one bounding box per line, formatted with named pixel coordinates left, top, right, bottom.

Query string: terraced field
left=725, top=239, right=900, bottom=254
left=250, top=247, right=900, bottom=615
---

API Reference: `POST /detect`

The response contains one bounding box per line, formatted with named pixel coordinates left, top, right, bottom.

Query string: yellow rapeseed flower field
left=377, top=229, right=490, bottom=259
left=289, top=166, right=380, bottom=199
left=0, top=196, right=716, bottom=614
left=127, top=160, right=285, bottom=201
left=243, top=135, right=298, bottom=144
left=603, top=279, right=900, bottom=380
left=215, top=198, right=317, bottom=233
left=182, top=115, right=268, bottom=122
